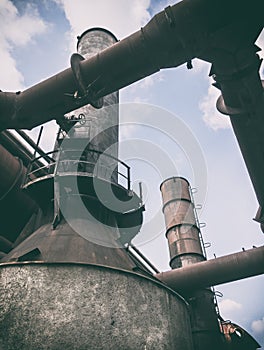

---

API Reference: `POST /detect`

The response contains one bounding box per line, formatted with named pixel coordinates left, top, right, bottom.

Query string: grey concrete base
left=0, top=264, right=193, bottom=350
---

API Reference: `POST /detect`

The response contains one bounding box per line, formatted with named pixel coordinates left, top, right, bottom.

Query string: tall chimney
left=160, top=177, right=205, bottom=268
left=160, top=176, right=224, bottom=350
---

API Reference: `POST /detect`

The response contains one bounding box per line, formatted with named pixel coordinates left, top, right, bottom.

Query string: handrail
left=24, top=148, right=131, bottom=190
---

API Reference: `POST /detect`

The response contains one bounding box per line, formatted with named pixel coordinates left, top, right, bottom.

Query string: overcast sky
left=1, top=0, right=264, bottom=346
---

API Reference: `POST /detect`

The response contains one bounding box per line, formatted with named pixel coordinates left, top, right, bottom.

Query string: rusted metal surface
left=167, top=226, right=204, bottom=268
left=156, top=246, right=264, bottom=294
left=3, top=162, right=144, bottom=269
left=163, top=201, right=197, bottom=230
left=0, top=263, right=193, bottom=350
left=160, top=177, right=191, bottom=204
left=1, top=215, right=139, bottom=271
left=160, top=176, right=205, bottom=268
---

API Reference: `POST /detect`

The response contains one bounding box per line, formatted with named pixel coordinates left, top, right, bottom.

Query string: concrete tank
left=0, top=263, right=194, bottom=350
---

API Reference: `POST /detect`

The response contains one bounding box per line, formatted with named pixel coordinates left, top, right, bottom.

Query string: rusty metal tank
left=0, top=262, right=194, bottom=350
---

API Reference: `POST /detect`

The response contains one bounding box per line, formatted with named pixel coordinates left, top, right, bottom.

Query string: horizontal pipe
left=155, top=246, right=264, bottom=294
left=0, top=0, right=262, bottom=130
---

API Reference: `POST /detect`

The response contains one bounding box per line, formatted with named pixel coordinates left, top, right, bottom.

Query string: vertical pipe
left=160, top=177, right=205, bottom=268
left=160, top=176, right=224, bottom=349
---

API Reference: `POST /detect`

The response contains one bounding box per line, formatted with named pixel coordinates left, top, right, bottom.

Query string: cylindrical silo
left=0, top=263, right=194, bottom=350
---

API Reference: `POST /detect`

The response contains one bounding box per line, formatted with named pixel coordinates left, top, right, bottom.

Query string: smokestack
left=160, top=176, right=224, bottom=350
left=160, top=177, right=205, bottom=268
left=70, top=28, right=119, bottom=160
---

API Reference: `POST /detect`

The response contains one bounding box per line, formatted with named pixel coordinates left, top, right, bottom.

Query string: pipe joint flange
left=70, top=53, right=103, bottom=109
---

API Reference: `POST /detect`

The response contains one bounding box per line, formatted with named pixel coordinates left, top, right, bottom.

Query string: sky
left=1, top=0, right=264, bottom=346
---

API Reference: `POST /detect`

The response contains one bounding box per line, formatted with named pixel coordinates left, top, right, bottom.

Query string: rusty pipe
left=155, top=246, right=264, bottom=294
left=0, top=145, right=37, bottom=242
left=0, top=144, right=24, bottom=199
left=0, top=0, right=262, bottom=130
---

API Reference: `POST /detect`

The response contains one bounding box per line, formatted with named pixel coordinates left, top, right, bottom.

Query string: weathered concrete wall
left=0, top=264, right=193, bottom=350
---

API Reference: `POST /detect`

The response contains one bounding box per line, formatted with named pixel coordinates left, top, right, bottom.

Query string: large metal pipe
left=155, top=246, right=264, bottom=294
left=0, top=0, right=262, bottom=130
left=210, top=21, right=264, bottom=229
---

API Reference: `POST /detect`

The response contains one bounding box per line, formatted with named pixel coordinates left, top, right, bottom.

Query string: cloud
left=122, top=72, right=165, bottom=103
left=0, top=0, right=48, bottom=90
left=199, top=83, right=232, bottom=130
left=251, top=317, right=264, bottom=335
left=54, top=0, right=151, bottom=52
left=53, top=0, right=161, bottom=102
left=219, top=299, right=242, bottom=318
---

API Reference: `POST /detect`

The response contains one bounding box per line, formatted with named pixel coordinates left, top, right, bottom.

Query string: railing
left=24, top=148, right=131, bottom=190
left=190, top=187, right=208, bottom=259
